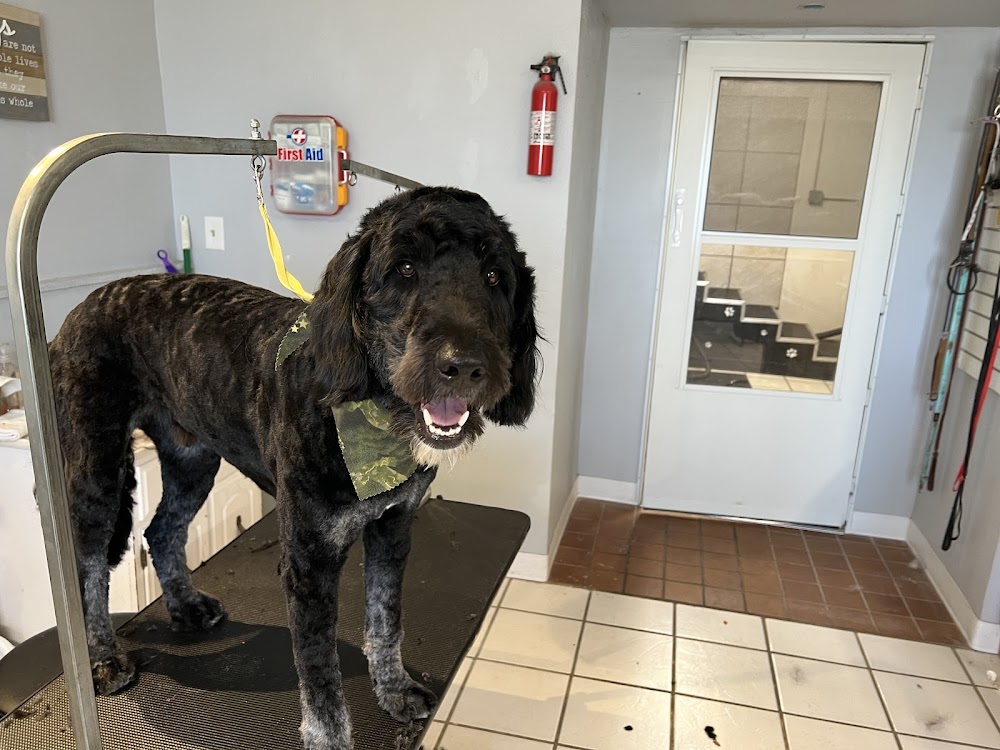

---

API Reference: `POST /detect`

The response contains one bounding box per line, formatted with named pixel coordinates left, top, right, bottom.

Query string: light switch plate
left=204, top=216, right=225, bottom=251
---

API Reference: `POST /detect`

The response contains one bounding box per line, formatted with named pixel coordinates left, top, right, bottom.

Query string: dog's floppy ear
left=308, top=230, right=372, bottom=404
left=486, top=262, right=540, bottom=426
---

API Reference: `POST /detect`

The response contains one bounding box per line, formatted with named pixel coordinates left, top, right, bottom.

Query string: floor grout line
left=761, top=620, right=791, bottom=750
left=669, top=598, right=678, bottom=750
left=854, top=628, right=904, bottom=749
left=550, top=589, right=590, bottom=748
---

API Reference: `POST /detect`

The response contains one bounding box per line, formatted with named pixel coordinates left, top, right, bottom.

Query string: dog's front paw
left=167, top=591, right=227, bottom=631
left=375, top=677, right=437, bottom=723
left=92, top=650, right=136, bottom=695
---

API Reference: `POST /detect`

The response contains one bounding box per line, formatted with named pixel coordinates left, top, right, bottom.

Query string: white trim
left=844, top=40, right=933, bottom=539
left=0, top=266, right=162, bottom=301
left=635, top=38, right=688, bottom=509
left=575, top=475, right=639, bottom=505
left=680, top=33, right=936, bottom=44
left=907, top=520, right=1000, bottom=653
left=507, top=552, right=549, bottom=582
left=846, top=511, right=909, bottom=540
left=547, top=480, right=578, bottom=563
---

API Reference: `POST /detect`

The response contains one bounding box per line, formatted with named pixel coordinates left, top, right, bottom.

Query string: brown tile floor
left=549, top=498, right=967, bottom=647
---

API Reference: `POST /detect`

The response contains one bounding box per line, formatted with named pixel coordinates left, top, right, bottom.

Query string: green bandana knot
left=276, top=311, right=419, bottom=500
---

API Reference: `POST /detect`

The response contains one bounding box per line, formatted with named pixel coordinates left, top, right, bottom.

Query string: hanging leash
left=920, top=77, right=1000, bottom=491
left=250, top=119, right=315, bottom=303
left=942, top=102, right=1000, bottom=550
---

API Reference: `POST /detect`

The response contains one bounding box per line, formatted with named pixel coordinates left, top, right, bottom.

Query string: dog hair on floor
left=49, top=186, right=539, bottom=749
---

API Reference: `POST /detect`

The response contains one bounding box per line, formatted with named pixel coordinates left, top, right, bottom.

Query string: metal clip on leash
left=250, top=118, right=266, bottom=206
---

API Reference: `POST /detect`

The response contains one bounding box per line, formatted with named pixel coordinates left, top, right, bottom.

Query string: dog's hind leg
left=362, top=471, right=437, bottom=723
left=143, top=427, right=226, bottom=631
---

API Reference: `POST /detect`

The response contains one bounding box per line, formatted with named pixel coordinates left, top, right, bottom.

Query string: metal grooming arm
left=341, top=159, right=424, bottom=191
left=5, top=132, right=278, bottom=750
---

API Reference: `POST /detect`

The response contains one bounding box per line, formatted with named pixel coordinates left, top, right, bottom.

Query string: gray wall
left=153, top=0, right=590, bottom=556
left=579, top=28, right=1000, bottom=524
left=854, top=30, right=1000, bottom=517
left=549, top=0, right=610, bottom=543
left=912, top=373, right=1000, bottom=621
left=578, top=29, right=680, bottom=484
left=1, top=0, right=173, bottom=344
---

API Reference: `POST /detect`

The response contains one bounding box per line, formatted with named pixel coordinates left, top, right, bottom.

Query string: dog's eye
left=485, top=269, right=500, bottom=287
left=396, top=261, right=416, bottom=278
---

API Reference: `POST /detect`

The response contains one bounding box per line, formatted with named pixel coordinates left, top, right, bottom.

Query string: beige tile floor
left=419, top=580, right=1000, bottom=750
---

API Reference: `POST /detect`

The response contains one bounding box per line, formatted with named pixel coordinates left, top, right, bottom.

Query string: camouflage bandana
left=275, top=311, right=419, bottom=500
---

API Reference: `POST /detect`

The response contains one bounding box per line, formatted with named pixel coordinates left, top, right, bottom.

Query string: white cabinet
left=209, top=468, right=263, bottom=551
left=0, top=443, right=265, bottom=642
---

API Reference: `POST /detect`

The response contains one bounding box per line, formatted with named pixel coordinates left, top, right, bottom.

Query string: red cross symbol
left=291, top=128, right=307, bottom=145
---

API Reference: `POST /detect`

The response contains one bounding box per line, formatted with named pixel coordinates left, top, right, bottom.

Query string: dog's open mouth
left=420, top=397, right=470, bottom=440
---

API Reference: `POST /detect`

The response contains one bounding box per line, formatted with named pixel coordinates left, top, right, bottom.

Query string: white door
left=643, top=40, right=924, bottom=527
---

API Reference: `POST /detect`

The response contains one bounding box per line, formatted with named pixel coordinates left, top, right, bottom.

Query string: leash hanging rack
left=6, top=126, right=278, bottom=750
left=920, top=70, right=1000, bottom=494
left=939, top=100, right=1000, bottom=550
left=249, top=119, right=424, bottom=303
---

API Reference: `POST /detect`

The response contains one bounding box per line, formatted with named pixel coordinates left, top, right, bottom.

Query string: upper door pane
left=704, top=78, right=882, bottom=239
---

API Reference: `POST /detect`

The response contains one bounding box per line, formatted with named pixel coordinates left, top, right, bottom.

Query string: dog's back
left=49, top=274, right=301, bottom=564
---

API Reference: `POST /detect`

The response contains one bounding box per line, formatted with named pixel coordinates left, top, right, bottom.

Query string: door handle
left=670, top=188, right=686, bottom=247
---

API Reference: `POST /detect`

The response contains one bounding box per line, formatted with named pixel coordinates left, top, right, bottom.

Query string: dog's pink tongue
left=423, top=398, right=468, bottom=426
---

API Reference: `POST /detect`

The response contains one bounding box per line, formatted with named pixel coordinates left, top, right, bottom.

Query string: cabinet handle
left=139, top=546, right=148, bottom=569
left=236, top=515, right=246, bottom=535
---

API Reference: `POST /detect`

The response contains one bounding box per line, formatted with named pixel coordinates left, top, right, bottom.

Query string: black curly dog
left=48, top=187, right=539, bottom=749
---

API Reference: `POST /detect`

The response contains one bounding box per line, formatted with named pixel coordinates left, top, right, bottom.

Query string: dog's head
left=308, top=187, right=539, bottom=465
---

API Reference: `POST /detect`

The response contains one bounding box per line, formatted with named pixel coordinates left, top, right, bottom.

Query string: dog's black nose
left=436, top=344, right=485, bottom=384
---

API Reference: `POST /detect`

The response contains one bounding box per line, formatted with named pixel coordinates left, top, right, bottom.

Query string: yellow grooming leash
left=250, top=119, right=314, bottom=303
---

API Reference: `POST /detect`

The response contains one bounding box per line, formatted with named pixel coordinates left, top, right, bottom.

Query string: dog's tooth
left=458, top=411, right=470, bottom=427
left=423, top=408, right=433, bottom=427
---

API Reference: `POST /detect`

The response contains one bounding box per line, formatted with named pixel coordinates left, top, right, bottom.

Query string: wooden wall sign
left=0, top=3, right=48, bottom=122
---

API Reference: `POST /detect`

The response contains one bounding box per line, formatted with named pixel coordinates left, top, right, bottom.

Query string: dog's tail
left=107, top=438, right=137, bottom=567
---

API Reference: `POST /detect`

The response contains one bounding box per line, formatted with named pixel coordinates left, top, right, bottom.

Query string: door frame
left=634, top=34, right=932, bottom=530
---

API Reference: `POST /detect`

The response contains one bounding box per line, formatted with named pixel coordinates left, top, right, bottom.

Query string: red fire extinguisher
left=528, top=54, right=567, bottom=177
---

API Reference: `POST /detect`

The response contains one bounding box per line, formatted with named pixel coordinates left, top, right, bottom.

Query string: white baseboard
left=549, top=481, right=577, bottom=561
left=846, top=511, right=910, bottom=540
left=575, top=475, right=638, bottom=505
left=508, top=478, right=590, bottom=583
left=907, top=520, right=1000, bottom=653
left=507, top=552, right=549, bottom=582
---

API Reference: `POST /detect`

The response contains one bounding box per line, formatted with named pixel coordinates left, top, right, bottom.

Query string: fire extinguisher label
left=529, top=110, right=556, bottom=147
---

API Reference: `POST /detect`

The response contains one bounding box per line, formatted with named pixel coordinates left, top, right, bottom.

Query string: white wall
left=579, top=28, right=1000, bottom=525
left=0, top=0, right=173, bottom=344
left=153, top=0, right=592, bottom=557
left=549, top=0, right=610, bottom=545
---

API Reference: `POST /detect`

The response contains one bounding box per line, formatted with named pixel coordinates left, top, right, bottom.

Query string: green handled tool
left=179, top=214, right=192, bottom=273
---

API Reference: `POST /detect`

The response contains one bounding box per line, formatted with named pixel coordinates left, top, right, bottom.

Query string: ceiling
left=598, top=0, right=1000, bottom=28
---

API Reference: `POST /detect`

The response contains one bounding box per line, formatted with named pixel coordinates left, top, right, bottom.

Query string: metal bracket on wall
left=5, top=130, right=278, bottom=750
left=341, top=158, right=424, bottom=191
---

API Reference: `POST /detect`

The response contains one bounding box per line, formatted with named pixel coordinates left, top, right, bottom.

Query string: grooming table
left=0, top=498, right=529, bottom=750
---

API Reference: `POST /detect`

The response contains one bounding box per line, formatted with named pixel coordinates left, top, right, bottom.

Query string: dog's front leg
left=279, top=497, right=361, bottom=750
left=362, top=471, right=437, bottom=722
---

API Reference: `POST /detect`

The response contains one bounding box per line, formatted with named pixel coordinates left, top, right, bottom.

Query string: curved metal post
left=5, top=132, right=277, bottom=749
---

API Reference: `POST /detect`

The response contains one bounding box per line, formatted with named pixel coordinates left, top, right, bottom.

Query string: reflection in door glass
left=704, top=78, right=882, bottom=239
left=688, top=246, right=854, bottom=393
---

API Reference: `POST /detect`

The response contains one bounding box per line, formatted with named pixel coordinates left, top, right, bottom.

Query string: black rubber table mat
left=0, top=497, right=528, bottom=750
